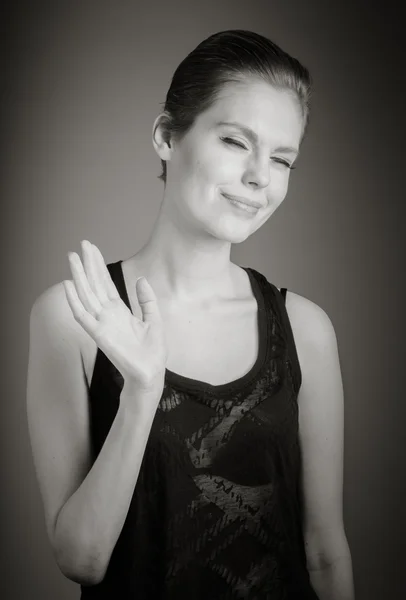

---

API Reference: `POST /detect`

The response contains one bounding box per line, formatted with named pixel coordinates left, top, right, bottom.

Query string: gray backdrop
left=2, top=0, right=405, bottom=598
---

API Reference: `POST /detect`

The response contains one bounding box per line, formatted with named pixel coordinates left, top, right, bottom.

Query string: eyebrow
left=215, top=120, right=300, bottom=155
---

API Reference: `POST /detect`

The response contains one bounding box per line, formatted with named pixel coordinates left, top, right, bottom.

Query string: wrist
left=122, top=372, right=165, bottom=396
left=120, top=378, right=164, bottom=413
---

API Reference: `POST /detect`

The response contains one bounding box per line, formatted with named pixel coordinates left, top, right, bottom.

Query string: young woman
left=27, top=30, right=355, bottom=599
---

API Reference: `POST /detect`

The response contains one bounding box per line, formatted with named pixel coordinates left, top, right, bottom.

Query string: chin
left=226, top=229, right=254, bottom=244
left=207, top=220, right=257, bottom=245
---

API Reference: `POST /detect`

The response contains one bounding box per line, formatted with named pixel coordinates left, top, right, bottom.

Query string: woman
left=27, top=30, right=355, bottom=599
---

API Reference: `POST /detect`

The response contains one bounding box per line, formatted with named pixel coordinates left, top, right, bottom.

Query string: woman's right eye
left=220, top=137, right=247, bottom=150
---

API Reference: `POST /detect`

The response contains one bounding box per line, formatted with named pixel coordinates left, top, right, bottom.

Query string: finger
left=136, top=277, right=161, bottom=324
left=91, top=244, right=120, bottom=301
left=81, top=240, right=109, bottom=304
left=63, top=280, right=99, bottom=339
left=68, top=251, right=102, bottom=318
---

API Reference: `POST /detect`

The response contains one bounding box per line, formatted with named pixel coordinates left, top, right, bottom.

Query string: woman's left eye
left=272, top=158, right=295, bottom=170
left=221, top=138, right=295, bottom=170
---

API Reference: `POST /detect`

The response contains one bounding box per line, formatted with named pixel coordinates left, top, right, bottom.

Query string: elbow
left=304, top=526, right=352, bottom=573
left=52, top=532, right=108, bottom=586
left=59, top=564, right=105, bottom=587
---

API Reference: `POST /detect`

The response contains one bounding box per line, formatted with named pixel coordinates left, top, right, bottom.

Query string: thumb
left=135, top=276, right=161, bottom=324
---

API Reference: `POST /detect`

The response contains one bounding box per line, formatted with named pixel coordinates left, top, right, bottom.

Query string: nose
left=242, top=154, right=270, bottom=189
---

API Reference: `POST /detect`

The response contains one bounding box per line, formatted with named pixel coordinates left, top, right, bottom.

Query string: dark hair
left=157, top=29, right=312, bottom=184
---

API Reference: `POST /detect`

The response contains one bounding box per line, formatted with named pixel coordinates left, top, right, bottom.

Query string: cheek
left=182, top=147, right=218, bottom=184
left=192, top=153, right=229, bottom=187
left=275, top=170, right=291, bottom=192
left=266, top=173, right=290, bottom=204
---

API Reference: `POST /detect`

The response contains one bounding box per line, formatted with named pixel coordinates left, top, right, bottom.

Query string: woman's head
left=157, top=30, right=312, bottom=185
left=152, top=30, right=312, bottom=244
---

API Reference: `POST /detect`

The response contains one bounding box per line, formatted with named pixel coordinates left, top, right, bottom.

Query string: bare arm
left=27, top=284, right=162, bottom=586
left=28, top=241, right=168, bottom=586
left=286, top=291, right=355, bottom=599
left=53, top=383, right=159, bottom=585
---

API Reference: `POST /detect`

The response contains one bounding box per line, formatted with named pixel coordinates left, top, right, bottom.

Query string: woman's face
left=157, top=78, right=304, bottom=244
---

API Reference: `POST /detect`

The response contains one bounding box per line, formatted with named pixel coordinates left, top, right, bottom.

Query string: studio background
left=2, top=1, right=405, bottom=598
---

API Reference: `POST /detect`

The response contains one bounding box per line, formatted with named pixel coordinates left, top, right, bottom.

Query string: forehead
left=200, top=79, right=304, bottom=145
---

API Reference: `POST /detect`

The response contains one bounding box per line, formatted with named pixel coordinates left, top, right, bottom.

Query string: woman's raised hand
left=63, top=240, right=168, bottom=393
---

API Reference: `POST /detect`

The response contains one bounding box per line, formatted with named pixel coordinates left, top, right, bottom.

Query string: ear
left=152, top=112, right=173, bottom=161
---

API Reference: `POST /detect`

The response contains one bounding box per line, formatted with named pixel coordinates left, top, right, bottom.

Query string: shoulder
left=30, top=281, right=85, bottom=353
left=282, top=289, right=340, bottom=379
left=31, top=281, right=70, bottom=327
left=283, top=289, right=337, bottom=352
left=250, top=266, right=337, bottom=350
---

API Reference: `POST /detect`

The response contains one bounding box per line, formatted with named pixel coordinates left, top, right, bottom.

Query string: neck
left=131, top=199, right=237, bottom=305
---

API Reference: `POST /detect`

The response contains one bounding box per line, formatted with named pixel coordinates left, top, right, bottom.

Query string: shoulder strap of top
left=271, top=284, right=302, bottom=394
left=107, top=260, right=132, bottom=312
left=248, top=268, right=302, bottom=394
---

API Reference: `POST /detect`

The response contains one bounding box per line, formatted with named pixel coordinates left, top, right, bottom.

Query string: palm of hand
left=63, top=241, right=167, bottom=389
left=96, top=298, right=167, bottom=384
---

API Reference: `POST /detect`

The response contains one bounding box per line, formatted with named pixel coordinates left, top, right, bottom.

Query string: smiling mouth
left=221, top=193, right=261, bottom=213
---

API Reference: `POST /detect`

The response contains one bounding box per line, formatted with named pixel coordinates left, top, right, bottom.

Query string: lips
left=221, top=193, right=263, bottom=209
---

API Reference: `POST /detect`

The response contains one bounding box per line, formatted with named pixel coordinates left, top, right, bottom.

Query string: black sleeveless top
left=81, top=261, right=320, bottom=600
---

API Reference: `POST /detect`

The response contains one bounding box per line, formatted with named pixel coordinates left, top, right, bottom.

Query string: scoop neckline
left=117, top=260, right=269, bottom=394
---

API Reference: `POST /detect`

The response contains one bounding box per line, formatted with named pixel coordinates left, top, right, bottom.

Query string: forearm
left=309, top=554, right=355, bottom=600
left=53, top=383, right=160, bottom=585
